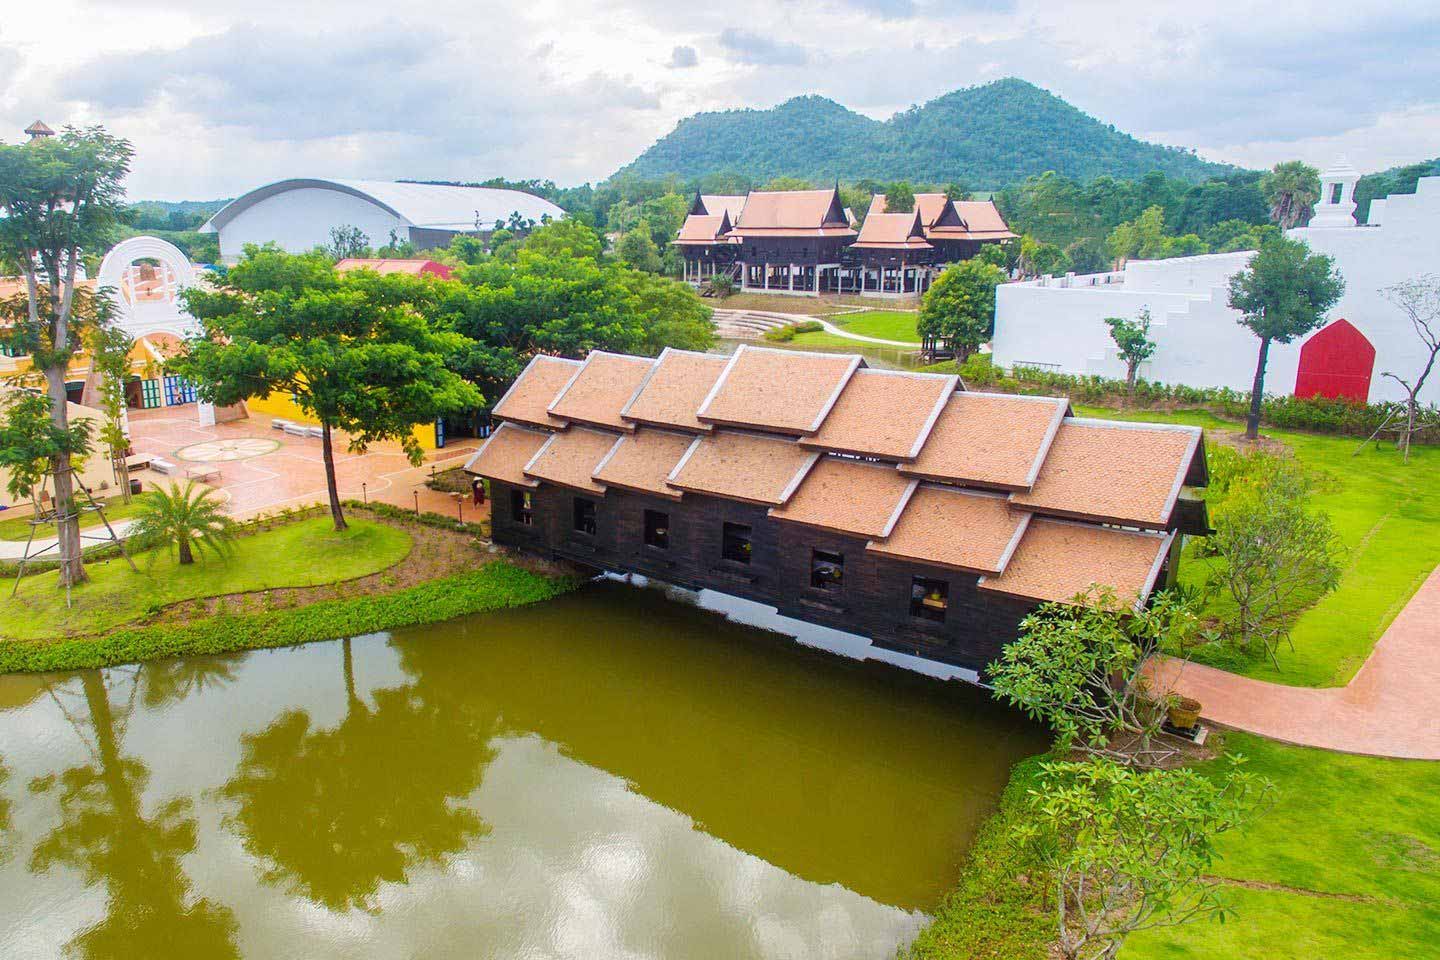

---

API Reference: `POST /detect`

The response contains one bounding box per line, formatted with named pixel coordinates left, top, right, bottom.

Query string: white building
left=200, top=178, right=566, bottom=263
left=992, top=162, right=1440, bottom=406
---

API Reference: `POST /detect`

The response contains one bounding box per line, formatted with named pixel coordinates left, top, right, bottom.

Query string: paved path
left=1148, top=564, right=1440, bottom=760
left=811, top=317, right=921, bottom=348
left=0, top=518, right=139, bottom=561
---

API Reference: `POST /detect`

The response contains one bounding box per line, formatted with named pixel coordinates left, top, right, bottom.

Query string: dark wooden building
left=468, top=345, right=1208, bottom=676
left=844, top=194, right=1018, bottom=297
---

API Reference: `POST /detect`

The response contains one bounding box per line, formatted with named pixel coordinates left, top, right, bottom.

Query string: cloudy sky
left=2, top=0, right=1437, bottom=199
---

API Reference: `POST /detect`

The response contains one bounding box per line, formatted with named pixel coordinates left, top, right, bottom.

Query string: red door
left=1294, top=319, right=1375, bottom=401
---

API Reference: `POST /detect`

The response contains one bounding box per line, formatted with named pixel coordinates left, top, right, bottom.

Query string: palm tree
left=128, top=480, right=236, bottom=566
left=1260, top=161, right=1321, bottom=230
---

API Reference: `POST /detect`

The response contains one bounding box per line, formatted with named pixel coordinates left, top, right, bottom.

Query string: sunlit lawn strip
left=0, top=516, right=413, bottom=641
left=0, top=559, right=577, bottom=674
left=0, top=495, right=149, bottom=541
left=831, top=309, right=922, bottom=342
left=1074, top=405, right=1440, bottom=687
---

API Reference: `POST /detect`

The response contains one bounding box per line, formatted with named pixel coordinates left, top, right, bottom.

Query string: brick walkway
left=126, top=407, right=490, bottom=525
left=1148, top=564, right=1440, bottom=760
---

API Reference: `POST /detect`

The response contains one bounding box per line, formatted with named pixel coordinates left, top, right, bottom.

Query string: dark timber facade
left=468, top=346, right=1208, bottom=676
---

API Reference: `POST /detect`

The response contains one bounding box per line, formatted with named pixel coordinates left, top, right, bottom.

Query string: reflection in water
left=27, top=672, right=239, bottom=959
left=0, top=581, right=1045, bottom=959
left=217, top=638, right=492, bottom=912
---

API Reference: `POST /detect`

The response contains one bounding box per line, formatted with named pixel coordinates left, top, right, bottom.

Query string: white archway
left=96, top=235, right=201, bottom=339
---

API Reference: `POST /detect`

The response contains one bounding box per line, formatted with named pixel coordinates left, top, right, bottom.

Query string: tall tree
left=918, top=259, right=1007, bottom=361
left=1105, top=308, right=1158, bottom=397
left=1260, top=160, right=1321, bottom=230
left=1227, top=237, right=1345, bottom=439
left=177, top=247, right=482, bottom=531
left=616, top=223, right=662, bottom=273
left=1379, top=275, right=1440, bottom=462
left=86, top=321, right=136, bottom=502
left=0, top=126, right=133, bottom=587
left=884, top=180, right=916, bottom=213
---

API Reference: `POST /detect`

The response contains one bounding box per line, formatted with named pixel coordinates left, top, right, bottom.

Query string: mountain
left=615, top=78, right=1232, bottom=189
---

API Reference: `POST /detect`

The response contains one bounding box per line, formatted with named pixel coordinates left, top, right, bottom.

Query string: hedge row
left=933, top=354, right=1431, bottom=441
left=0, top=560, right=578, bottom=674
left=341, top=499, right=489, bottom=538
left=762, top=320, right=824, bottom=342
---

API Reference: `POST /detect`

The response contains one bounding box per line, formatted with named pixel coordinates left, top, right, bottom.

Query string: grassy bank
left=1073, top=406, right=1440, bottom=687
left=2, top=516, right=413, bottom=641
left=1123, top=733, right=1440, bottom=959
left=0, top=495, right=149, bottom=541
left=0, top=559, right=576, bottom=674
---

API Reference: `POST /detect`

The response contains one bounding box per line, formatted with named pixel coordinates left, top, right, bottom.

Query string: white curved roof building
left=200, top=178, right=566, bottom=262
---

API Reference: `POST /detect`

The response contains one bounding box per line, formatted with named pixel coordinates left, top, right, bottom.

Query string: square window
left=910, top=577, right=948, bottom=623
left=721, top=522, right=752, bottom=564
left=1330, top=182, right=1343, bottom=204
left=644, top=510, right=670, bottom=550
left=510, top=489, right=534, bottom=526
left=811, top=549, right=844, bottom=591
left=573, top=497, right=597, bottom=536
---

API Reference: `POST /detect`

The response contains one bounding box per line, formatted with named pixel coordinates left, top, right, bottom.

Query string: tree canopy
left=918, top=260, right=1008, bottom=360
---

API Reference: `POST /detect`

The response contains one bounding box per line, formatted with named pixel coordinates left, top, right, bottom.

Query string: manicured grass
left=830, top=309, right=922, bottom=342
left=0, top=516, right=413, bottom=640
left=0, top=559, right=577, bottom=674
left=1123, top=733, right=1440, bottom=959
left=1076, top=406, right=1440, bottom=687
left=0, top=495, right=149, bottom=541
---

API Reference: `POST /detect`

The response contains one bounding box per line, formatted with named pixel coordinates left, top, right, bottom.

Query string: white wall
left=217, top=187, right=406, bottom=261
left=992, top=177, right=1440, bottom=406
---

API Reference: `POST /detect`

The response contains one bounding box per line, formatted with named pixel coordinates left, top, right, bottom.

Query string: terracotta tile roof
left=492, top=354, right=582, bottom=429
left=800, top=368, right=956, bottom=460
left=768, top=457, right=918, bottom=539
left=698, top=344, right=862, bottom=435
left=620, top=348, right=729, bottom=432
left=462, top=422, right=548, bottom=487
left=548, top=351, right=655, bottom=432
left=675, top=212, right=733, bottom=245
left=852, top=211, right=932, bottom=250
left=900, top=392, right=1068, bottom=490
left=928, top=200, right=1016, bottom=241
left=867, top=486, right=1030, bottom=575
left=522, top=427, right=617, bottom=494
left=867, top=193, right=950, bottom=228
left=730, top=189, right=856, bottom=238
left=1009, top=419, right=1202, bottom=528
left=700, top=194, right=747, bottom=220
left=591, top=428, right=693, bottom=501
left=666, top=430, right=820, bottom=506
left=978, top=519, right=1172, bottom=606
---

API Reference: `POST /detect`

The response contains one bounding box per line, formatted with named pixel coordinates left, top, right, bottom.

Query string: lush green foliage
left=0, top=558, right=573, bottom=674
left=0, top=389, right=94, bottom=504
left=991, top=589, right=1195, bottom=765
left=1013, top=756, right=1270, bottom=960
left=761, top=320, right=823, bottom=343
left=919, top=260, right=1008, bottom=357
left=128, top=480, right=238, bottom=566
left=1260, top=160, right=1320, bottom=230
left=1105, top=309, right=1157, bottom=391
left=0, top=516, right=411, bottom=641
left=617, top=79, right=1229, bottom=188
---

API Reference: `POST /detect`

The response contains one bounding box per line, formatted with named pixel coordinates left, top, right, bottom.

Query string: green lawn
left=1124, top=733, right=1440, bottom=959
left=0, top=495, right=149, bottom=541
left=830, top=309, right=922, bottom=342
left=1077, top=406, right=1440, bottom=687
left=1, top=517, right=412, bottom=640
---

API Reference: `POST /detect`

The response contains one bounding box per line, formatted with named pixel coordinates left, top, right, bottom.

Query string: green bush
left=342, top=499, right=488, bottom=537
left=793, top=319, right=824, bottom=333
left=0, top=560, right=578, bottom=674
left=763, top=325, right=797, bottom=342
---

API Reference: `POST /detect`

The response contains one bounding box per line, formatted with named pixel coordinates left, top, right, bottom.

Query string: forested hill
left=615, top=78, right=1232, bottom=189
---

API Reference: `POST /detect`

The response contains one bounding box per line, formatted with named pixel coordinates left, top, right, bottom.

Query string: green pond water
left=0, top=581, right=1044, bottom=959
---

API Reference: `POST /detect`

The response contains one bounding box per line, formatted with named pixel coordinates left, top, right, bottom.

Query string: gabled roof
left=730, top=189, right=856, bottom=239
left=25, top=120, right=55, bottom=137
left=900, top=392, right=1069, bottom=490
left=768, top=457, right=918, bottom=539
left=666, top=431, right=820, bottom=506
left=698, top=345, right=862, bottom=435
left=523, top=427, right=616, bottom=494
left=851, top=210, right=932, bottom=250
left=591, top=428, right=694, bottom=501
left=978, top=519, right=1172, bottom=607
left=491, top=354, right=582, bottom=429
left=800, top=368, right=956, bottom=460
left=867, top=486, right=1030, bottom=575
left=675, top=211, right=733, bottom=245
left=1009, top=419, right=1202, bottom=529
left=463, top=422, right=548, bottom=487
left=548, top=351, right=655, bottom=432
left=201, top=178, right=566, bottom=234
left=620, top=348, right=730, bottom=433
left=694, top=194, right=748, bottom=220
left=928, top=200, right=1017, bottom=241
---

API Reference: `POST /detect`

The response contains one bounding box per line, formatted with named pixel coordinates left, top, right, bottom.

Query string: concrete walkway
left=0, top=518, right=138, bottom=561
left=1148, top=564, right=1440, bottom=760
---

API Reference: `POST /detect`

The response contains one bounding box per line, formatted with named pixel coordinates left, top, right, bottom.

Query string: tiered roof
left=866, top=194, right=1016, bottom=243
left=852, top=209, right=932, bottom=251
left=466, top=344, right=1204, bottom=607
left=727, top=189, right=856, bottom=239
